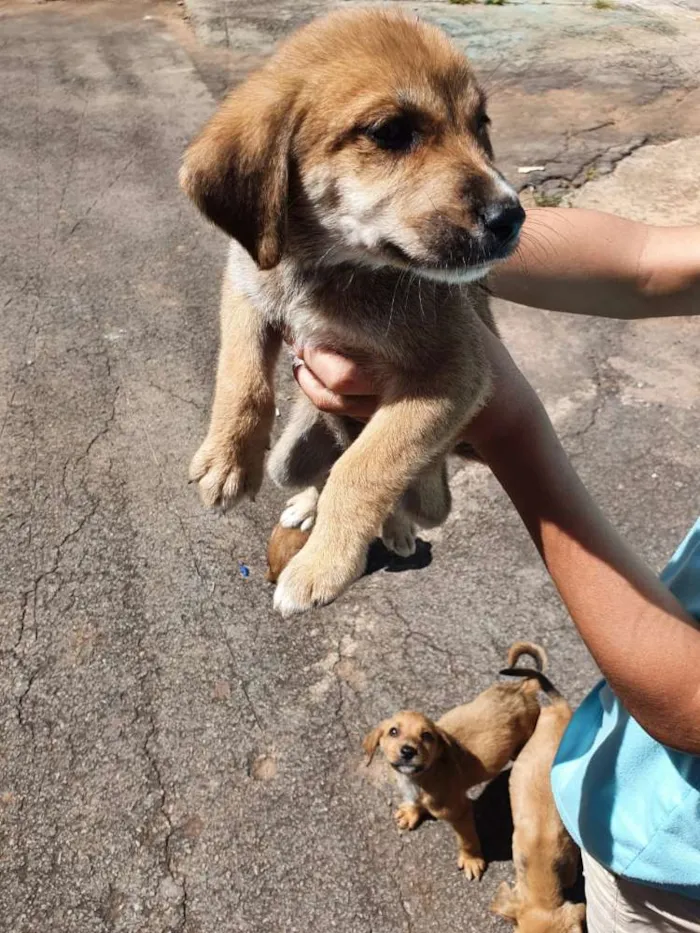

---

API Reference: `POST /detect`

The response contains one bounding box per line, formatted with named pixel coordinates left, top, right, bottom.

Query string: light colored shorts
left=584, top=851, right=700, bottom=932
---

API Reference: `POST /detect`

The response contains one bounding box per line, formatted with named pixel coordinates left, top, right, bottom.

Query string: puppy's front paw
left=273, top=541, right=366, bottom=617
left=381, top=511, right=416, bottom=558
left=280, top=487, right=319, bottom=532
left=394, top=803, right=423, bottom=832
left=458, top=851, right=486, bottom=881
left=189, top=435, right=264, bottom=510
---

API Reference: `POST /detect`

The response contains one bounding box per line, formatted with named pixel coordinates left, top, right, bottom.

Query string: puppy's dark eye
left=388, top=726, right=399, bottom=737
left=366, top=116, right=417, bottom=152
left=420, top=731, right=433, bottom=743
left=476, top=111, right=491, bottom=133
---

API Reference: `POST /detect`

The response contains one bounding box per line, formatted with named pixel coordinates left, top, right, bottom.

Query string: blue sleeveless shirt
left=551, top=518, right=700, bottom=899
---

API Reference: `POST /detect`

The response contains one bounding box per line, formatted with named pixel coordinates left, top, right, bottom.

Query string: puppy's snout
left=479, top=200, right=525, bottom=246
left=400, top=744, right=417, bottom=760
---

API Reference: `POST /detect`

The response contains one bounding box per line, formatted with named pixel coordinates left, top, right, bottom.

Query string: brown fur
left=266, top=524, right=310, bottom=583
left=363, top=643, right=545, bottom=880
left=181, top=9, right=524, bottom=615
left=491, top=668, right=585, bottom=933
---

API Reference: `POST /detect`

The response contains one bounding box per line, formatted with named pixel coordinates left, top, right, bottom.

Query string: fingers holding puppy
left=293, top=347, right=378, bottom=421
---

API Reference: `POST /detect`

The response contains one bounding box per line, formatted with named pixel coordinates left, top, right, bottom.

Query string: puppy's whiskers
left=386, top=266, right=409, bottom=338
left=315, top=242, right=341, bottom=269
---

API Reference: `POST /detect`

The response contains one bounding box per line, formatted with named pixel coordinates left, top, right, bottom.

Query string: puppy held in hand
left=491, top=664, right=585, bottom=933
left=181, top=8, right=524, bottom=616
left=363, top=643, right=546, bottom=880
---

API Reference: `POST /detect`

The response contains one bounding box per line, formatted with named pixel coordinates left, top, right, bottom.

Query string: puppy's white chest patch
left=395, top=771, right=420, bottom=803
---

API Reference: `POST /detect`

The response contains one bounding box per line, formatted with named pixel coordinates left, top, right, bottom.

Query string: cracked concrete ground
left=0, top=1, right=698, bottom=932
left=183, top=0, right=700, bottom=203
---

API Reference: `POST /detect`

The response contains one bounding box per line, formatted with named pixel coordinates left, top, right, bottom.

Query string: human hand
left=292, top=323, right=545, bottom=460
left=292, top=346, right=378, bottom=421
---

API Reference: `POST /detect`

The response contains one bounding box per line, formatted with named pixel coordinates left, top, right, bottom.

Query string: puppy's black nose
left=400, top=745, right=417, bottom=760
left=480, top=200, right=525, bottom=245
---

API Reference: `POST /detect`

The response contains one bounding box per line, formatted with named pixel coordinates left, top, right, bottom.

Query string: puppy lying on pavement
left=181, top=8, right=525, bottom=616
left=491, top=665, right=585, bottom=932
left=363, top=643, right=546, bottom=880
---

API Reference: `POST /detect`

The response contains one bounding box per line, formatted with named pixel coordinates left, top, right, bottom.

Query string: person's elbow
left=635, top=225, right=700, bottom=318
left=643, top=700, right=700, bottom=756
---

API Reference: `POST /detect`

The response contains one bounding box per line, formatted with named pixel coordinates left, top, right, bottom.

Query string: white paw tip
left=279, top=508, right=301, bottom=529
left=273, top=586, right=304, bottom=618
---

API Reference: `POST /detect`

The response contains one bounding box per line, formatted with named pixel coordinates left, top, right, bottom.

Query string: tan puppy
left=180, top=8, right=525, bottom=615
left=491, top=666, right=585, bottom=933
left=363, top=643, right=546, bottom=880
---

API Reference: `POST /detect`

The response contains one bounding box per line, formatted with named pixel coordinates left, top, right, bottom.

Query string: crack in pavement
left=142, top=378, right=205, bottom=412
left=144, top=709, right=188, bottom=932
left=387, top=597, right=461, bottom=682
left=388, top=842, right=415, bottom=933
left=137, top=416, right=267, bottom=734
left=560, top=353, right=606, bottom=451
left=528, top=135, right=650, bottom=196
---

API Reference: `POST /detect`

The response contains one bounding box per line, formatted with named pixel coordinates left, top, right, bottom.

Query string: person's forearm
left=479, top=405, right=700, bottom=753
left=491, top=208, right=700, bottom=319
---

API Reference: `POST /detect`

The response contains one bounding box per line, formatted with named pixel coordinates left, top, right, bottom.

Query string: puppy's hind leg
left=269, top=394, right=348, bottom=534
left=384, top=458, right=450, bottom=556
left=382, top=508, right=416, bottom=558
left=267, top=393, right=345, bottom=491
left=402, top=459, right=451, bottom=530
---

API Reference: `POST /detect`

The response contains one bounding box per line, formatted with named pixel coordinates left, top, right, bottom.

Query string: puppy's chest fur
left=228, top=243, right=488, bottom=372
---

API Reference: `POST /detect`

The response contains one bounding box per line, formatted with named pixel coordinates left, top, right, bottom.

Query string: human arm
left=292, top=331, right=700, bottom=753
left=464, top=328, right=700, bottom=755
left=490, top=208, right=700, bottom=319
left=291, top=209, right=700, bottom=414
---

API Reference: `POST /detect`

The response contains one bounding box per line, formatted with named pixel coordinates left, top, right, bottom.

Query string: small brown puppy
left=491, top=666, right=585, bottom=933
left=181, top=8, right=525, bottom=615
left=363, top=643, right=546, bottom=880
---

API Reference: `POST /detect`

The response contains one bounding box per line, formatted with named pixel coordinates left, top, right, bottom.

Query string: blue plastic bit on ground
left=238, top=560, right=250, bottom=579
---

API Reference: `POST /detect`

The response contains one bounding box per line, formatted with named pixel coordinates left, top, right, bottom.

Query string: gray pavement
left=184, top=0, right=700, bottom=202
left=0, top=1, right=698, bottom=932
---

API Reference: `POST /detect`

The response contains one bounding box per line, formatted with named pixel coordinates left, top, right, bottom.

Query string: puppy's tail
left=499, top=668, right=568, bottom=707
left=506, top=641, right=548, bottom=673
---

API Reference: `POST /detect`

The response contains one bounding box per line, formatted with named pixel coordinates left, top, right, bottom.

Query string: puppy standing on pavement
left=180, top=8, right=525, bottom=615
left=363, top=643, right=546, bottom=880
left=491, top=665, right=585, bottom=933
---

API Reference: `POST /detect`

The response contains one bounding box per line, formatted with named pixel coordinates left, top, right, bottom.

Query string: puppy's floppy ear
left=490, top=881, right=519, bottom=921
left=434, top=724, right=455, bottom=754
left=179, top=69, right=298, bottom=270
left=362, top=723, right=385, bottom=765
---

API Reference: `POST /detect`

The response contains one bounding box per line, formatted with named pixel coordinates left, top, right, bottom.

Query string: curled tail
left=500, top=667, right=568, bottom=706
left=502, top=641, right=569, bottom=706
left=506, top=641, right=548, bottom=672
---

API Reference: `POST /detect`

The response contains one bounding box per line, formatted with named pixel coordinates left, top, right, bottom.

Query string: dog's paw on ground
left=458, top=852, right=486, bottom=881
left=381, top=511, right=417, bottom=558
left=394, top=803, right=423, bottom=831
